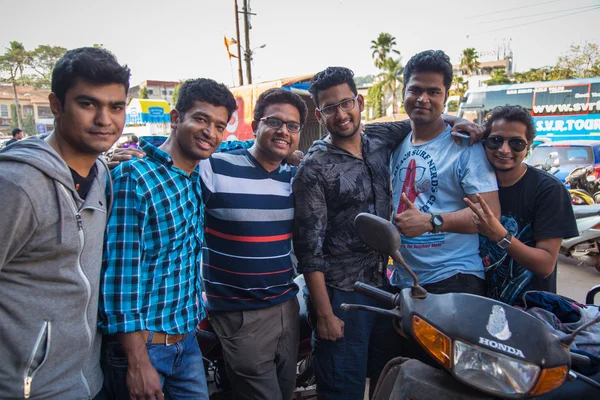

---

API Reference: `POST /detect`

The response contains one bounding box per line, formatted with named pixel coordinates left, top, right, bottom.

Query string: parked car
left=526, top=140, right=600, bottom=183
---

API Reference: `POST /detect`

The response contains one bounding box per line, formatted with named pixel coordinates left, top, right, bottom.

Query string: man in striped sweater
left=200, top=88, right=308, bottom=400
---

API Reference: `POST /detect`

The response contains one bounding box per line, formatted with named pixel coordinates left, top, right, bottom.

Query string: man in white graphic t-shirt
left=390, top=50, right=500, bottom=295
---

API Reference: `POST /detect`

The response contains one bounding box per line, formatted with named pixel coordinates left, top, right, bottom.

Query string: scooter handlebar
left=354, top=282, right=398, bottom=308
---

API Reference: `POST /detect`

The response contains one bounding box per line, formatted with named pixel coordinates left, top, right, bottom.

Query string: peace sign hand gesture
left=464, top=194, right=507, bottom=243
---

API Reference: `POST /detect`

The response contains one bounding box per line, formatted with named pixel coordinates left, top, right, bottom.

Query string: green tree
left=513, top=67, right=552, bottom=83
left=9, top=104, right=19, bottom=131
left=171, top=83, right=181, bottom=106
left=460, top=48, right=480, bottom=77
left=28, top=45, right=67, bottom=88
left=354, top=75, right=374, bottom=87
left=22, top=113, right=37, bottom=137
left=485, top=68, right=513, bottom=86
left=450, top=76, right=469, bottom=103
left=0, top=41, right=32, bottom=129
left=366, top=82, right=384, bottom=120
left=553, top=41, right=600, bottom=79
left=379, top=58, right=404, bottom=115
left=139, top=86, right=149, bottom=99
left=370, top=33, right=400, bottom=70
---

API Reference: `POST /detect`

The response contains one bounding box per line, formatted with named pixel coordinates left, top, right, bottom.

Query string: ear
left=251, top=119, right=258, bottom=133
left=357, top=94, right=365, bottom=112
left=48, top=93, right=62, bottom=117
left=315, top=109, right=324, bottom=125
left=444, top=90, right=449, bottom=104
left=170, top=109, right=180, bottom=131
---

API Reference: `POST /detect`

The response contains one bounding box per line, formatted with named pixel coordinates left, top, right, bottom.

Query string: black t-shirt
left=70, top=164, right=98, bottom=199
left=480, top=166, right=578, bottom=306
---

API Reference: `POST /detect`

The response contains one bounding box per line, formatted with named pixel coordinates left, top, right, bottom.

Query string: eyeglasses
left=318, top=96, right=359, bottom=117
left=483, top=136, right=528, bottom=152
left=259, top=117, right=302, bottom=133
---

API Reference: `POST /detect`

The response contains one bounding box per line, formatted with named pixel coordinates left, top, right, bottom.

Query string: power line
left=476, top=4, right=599, bottom=24
left=468, top=5, right=600, bottom=36
left=467, top=0, right=563, bottom=19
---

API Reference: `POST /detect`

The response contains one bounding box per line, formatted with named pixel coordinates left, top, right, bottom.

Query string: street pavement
left=557, top=255, right=600, bottom=304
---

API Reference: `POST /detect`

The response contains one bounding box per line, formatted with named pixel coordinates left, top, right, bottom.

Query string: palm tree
left=379, top=58, right=404, bottom=115
left=460, top=48, right=480, bottom=77
left=0, top=41, right=31, bottom=129
left=370, top=33, right=400, bottom=70
left=451, top=76, right=469, bottom=103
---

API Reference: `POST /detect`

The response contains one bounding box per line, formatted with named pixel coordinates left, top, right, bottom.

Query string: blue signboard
left=36, top=124, right=47, bottom=134
left=533, top=114, right=600, bottom=141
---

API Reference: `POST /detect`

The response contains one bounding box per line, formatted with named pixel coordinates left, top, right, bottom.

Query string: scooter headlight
left=453, top=340, right=540, bottom=397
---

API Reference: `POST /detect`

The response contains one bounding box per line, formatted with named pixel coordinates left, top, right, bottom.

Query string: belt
left=142, top=331, right=186, bottom=346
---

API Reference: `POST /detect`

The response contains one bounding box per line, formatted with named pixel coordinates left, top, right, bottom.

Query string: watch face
left=433, top=215, right=443, bottom=226
left=498, top=238, right=511, bottom=249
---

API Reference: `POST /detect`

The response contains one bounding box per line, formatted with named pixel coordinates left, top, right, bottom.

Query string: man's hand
left=285, top=150, right=304, bottom=166
left=464, top=194, right=506, bottom=242
left=107, top=147, right=146, bottom=169
left=451, top=121, right=484, bottom=146
left=126, top=359, right=164, bottom=400
left=316, top=314, right=344, bottom=341
left=394, top=193, right=432, bottom=238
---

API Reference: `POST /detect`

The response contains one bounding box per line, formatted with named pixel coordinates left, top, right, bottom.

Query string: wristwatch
left=497, top=232, right=513, bottom=250
left=430, top=213, right=444, bottom=233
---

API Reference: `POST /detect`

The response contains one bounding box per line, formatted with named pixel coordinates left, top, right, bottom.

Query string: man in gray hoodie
left=0, top=47, right=130, bottom=399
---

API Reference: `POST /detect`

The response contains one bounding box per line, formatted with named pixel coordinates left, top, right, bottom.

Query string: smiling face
left=485, top=119, right=530, bottom=172
left=50, top=78, right=127, bottom=155
left=170, top=101, right=229, bottom=162
left=403, top=71, right=448, bottom=126
left=251, top=103, right=300, bottom=162
left=315, top=83, right=363, bottom=140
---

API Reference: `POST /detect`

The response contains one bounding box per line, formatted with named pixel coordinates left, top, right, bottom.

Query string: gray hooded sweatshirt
left=0, top=137, right=111, bottom=399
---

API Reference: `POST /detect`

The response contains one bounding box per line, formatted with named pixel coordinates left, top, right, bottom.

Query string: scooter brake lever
left=340, top=303, right=401, bottom=320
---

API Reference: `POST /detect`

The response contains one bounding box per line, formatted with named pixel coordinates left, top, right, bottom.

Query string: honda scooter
left=343, top=213, right=600, bottom=399
left=560, top=205, right=600, bottom=272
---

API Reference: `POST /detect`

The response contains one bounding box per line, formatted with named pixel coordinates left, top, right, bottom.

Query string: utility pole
left=242, top=0, right=252, bottom=84
left=234, top=0, right=243, bottom=86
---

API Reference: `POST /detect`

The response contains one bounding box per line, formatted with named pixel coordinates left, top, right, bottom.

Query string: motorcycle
left=560, top=204, right=600, bottom=272
left=196, top=275, right=316, bottom=399
left=565, top=166, right=600, bottom=205
left=342, top=213, right=600, bottom=399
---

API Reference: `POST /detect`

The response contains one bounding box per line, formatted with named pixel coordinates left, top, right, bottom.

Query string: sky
left=1, top=0, right=599, bottom=87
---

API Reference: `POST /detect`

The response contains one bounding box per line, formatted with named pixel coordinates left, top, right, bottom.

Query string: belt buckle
left=165, top=334, right=178, bottom=346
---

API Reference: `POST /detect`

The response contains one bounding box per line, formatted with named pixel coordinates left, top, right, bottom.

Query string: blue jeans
left=102, top=332, right=208, bottom=400
left=306, top=285, right=398, bottom=400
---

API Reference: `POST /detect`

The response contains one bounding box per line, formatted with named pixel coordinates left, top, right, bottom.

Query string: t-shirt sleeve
left=199, top=158, right=214, bottom=204
left=532, top=177, right=579, bottom=240
left=458, top=142, right=498, bottom=195
left=365, top=120, right=411, bottom=150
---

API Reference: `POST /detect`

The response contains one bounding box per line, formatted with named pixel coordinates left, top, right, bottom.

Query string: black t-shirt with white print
left=480, top=166, right=578, bottom=306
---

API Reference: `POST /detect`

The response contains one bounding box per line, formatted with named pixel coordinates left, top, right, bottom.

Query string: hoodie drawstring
left=54, top=180, right=65, bottom=244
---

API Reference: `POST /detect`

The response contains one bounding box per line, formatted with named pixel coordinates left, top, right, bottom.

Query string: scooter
left=566, top=166, right=600, bottom=205
left=343, top=213, right=600, bottom=399
left=560, top=205, right=600, bottom=272
left=196, top=275, right=316, bottom=399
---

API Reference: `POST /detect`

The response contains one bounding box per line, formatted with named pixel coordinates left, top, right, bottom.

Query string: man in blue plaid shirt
left=99, top=78, right=237, bottom=399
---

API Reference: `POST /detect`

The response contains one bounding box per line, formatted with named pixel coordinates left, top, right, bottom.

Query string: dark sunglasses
left=483, top=136, right=528, bottom=152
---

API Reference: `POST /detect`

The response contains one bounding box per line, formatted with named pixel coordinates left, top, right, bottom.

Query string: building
left=0, top=85, right=53, bottom=134
left=128, top=80, right=180, bottom=106
left=452, top=58, right=513, bottom=89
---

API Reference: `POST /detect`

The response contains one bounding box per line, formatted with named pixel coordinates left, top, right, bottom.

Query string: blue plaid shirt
left=100, top=137, right=204, bottom=334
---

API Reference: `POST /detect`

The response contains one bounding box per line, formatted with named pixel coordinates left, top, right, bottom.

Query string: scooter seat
left=294, top=274, right=313, bottom=340
left=573, top=204, right=600, bottom=219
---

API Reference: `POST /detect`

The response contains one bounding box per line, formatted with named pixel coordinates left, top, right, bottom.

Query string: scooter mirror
left=354, top=213, right=401, bottom=254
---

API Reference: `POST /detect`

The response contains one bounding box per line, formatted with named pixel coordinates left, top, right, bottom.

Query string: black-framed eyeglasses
left=259, top=117, right=302, bottom=133
left=318, top=96, right=359, bottom=117
left=483, top=136, right=528, bottom=152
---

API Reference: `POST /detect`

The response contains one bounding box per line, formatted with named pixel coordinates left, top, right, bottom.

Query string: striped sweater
left=200, top=149, right=298, bottom=312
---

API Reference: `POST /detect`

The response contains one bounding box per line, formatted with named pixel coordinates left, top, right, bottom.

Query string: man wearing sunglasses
left=465, top=105, right=577, bottom=306
left=200, top=88, right=307, bottom=400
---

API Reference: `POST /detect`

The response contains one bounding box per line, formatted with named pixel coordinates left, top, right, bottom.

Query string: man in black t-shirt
left=465, top=105, right=578, bottom=306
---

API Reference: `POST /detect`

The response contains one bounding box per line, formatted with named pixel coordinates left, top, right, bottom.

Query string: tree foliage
left=460, top=48, right=480, bottom=77
left=366, top=82, right=384, bottom=120
left=370, top=33, right=400, bottom=70
left=28, top=45, right=67, bottom=88
left=485, top=68, right=512, bottom=86
left=171, top=83, right=181, bottom=106
left=450, top=76, right=469, bottom=102
left=553, top=41, right=600, bottom=79
left=22, top=113, right=37, bottom=137
left=139, top=86, right=149, bottom=99
left=379, top=58, right=404, bottom=114
left=0, top=41, right=31, bottom=128
left=354, top=75, right=374, bottom=87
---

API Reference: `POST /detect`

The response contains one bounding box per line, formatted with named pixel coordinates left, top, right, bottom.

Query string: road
left=557, top=254, right=600, bottom=304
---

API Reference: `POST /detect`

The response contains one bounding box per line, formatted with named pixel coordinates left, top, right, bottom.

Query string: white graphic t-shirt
left=390, top=125, right=498, bottom=288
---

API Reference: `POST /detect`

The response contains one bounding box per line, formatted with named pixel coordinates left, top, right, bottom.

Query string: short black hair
left=253, top=88, right=308, bottom=125
left=131, top=135, right=139, bottom=143
left=308, top=67, right=357, bottom=108
left=176, top=78, right=237, bottom=121
left=51, top=47, right=131, bottom=105
left=11, top=128, right=22, bottom=137
left=403, top=50, right=453, bottom=92
left=483, top=105, right=536, bottom=143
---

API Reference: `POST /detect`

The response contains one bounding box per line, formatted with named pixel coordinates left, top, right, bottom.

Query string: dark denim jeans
left=101, top=332, right=208, bottom=400
left=306, top=285, right=398, bottom=400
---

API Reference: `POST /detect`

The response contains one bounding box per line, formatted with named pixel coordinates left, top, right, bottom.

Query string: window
left=23, top=105, right=34, bottom=116
left=168, top=90, right=173, bottom=95
left=148, top=89, right=154, bottom=95
left=37, top=106, right=53, bottom=119
left=0, top=105, right=7, bottom=117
